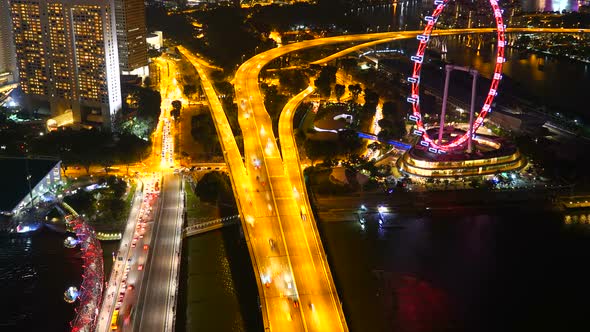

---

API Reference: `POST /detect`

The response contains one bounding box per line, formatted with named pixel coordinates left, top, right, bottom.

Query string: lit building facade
left=397, top=132, right=526, bottom=178
left=0, top=0, right=17, bottom=85
left=9, top=0, right=122, bottom=129
left=114, top=0, right=148, bottom=76
left=146, top=31, right=163, bottom=50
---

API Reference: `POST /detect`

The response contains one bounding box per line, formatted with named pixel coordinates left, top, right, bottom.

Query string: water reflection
left=522, top=0, right=579, bottom=12
left=438, top=36, right=590, bottom=116
left=0, top=231, right=82, bottom=331
left=321, top=209, right=590, bottom=332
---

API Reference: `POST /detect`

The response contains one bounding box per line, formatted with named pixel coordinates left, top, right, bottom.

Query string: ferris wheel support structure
left=438, top=64, right=479, bottom=152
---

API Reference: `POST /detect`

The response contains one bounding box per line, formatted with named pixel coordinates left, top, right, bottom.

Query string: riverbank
left=311, top=186, right=567, bottom=222
left=176, top=226, right=262, bottom=332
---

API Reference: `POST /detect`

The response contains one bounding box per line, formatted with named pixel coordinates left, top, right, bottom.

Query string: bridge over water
left=182, top=215, right=240, bottom=237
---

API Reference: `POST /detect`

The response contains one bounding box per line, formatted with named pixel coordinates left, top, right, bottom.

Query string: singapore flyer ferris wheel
left=408, top=0, right=507, bottom=152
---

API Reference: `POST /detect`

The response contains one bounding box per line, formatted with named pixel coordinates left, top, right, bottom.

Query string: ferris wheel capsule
left=410, top=55, right=423, bottom=63
left=417, top=34, right=430, bottom=42
left=420, top=141, right=429, bottom=147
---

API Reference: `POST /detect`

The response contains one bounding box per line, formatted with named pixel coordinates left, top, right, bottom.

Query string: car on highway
left=261, top=273, right=272, bottom=288
left=143, top=244, right=149, bottom=250
left=252, top=157, right=261, bottom=169
left=123, top=304, right=134, bottom=325
left=138, top=264, right=144, bottom=271
left=110, top=309, right=119, bottom=330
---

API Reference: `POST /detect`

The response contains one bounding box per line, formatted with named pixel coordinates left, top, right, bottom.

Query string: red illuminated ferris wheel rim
left=409, top=0, right=506, bottom=152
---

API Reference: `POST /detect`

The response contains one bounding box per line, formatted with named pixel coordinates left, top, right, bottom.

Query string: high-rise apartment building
left=114, top=0, right=148, bottom=75
left=0, top=0, right=17, bottom=84
left=9, top=0, right=122, bottom=129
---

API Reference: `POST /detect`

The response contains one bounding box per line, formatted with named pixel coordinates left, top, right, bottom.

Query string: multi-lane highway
left=180, top=46, right=299, bottom=331
left=136, top=174, right=183, bottom=332
left=132, top=56, right=184, bottom=332
left=95, top=183, right=143, bottom=331
left=97, top=55, right=184, bottom=332
left=235, top=41, right=352, bottom=332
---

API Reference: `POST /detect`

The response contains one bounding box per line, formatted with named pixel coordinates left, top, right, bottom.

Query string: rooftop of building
left=0, top=157, right=60, bottom=212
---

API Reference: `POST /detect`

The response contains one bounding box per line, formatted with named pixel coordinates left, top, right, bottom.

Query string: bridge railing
left=183, top=215, right=240, bottom=236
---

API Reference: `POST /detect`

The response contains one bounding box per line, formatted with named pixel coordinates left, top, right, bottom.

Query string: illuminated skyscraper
left=0, top=0, right=17, bottom=84
left=9, top=0, right=122, bottom=129
left=114, top=0, right=148, bottom=75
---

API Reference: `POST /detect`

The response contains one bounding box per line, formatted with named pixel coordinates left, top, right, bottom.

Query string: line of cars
left=161, top=118, right=173, bottom=166
left=173, top=165, right=225, bottom=175
left=110, top=189, right=157, bottom=330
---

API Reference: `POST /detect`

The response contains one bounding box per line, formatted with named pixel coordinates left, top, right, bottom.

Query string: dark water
left=177, top=224, right=262, bottom=332
left=355, top=1, right=590, bottom=118
left=319, top=209, right=590, bottom=332
left=0, top=229, right=82, bottom=332
left=442, top=37, right=590, bottom=118
left=0, top=227, right=118, bottom=332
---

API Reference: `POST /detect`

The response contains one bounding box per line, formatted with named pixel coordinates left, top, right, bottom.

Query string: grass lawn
left=125, top=181, right=137, bottom=207
left=184, top=180, right=218, bottom=221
